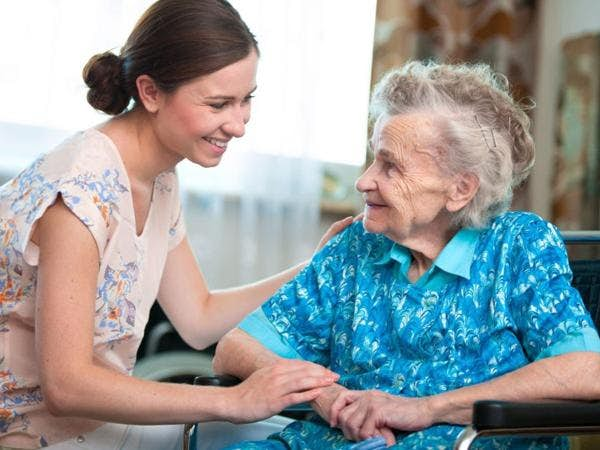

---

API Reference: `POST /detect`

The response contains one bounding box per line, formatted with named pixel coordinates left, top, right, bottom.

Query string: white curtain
left=183, top=154, right=322, bottom=287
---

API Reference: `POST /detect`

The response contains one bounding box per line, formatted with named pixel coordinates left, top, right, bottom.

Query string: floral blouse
left=0, top=129, right=186, bottom=448
left=229, top=212, right=599, bottom=450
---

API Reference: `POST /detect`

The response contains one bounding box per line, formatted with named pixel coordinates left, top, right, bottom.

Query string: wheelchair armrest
left=473, top=400, right=600, bottom=430
left=194, top=374, right=242, bottom=387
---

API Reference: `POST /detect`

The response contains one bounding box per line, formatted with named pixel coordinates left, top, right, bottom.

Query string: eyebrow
left=204, top=85, right=257, bottom=101
left=377, top=148, right=400, bottom=164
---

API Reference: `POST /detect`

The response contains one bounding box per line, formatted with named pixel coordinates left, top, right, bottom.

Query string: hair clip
left=474, top=115, right=497, bottom=150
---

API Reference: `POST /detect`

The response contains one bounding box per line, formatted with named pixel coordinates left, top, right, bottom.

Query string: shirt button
left=76, top=435, right=85, bottom=443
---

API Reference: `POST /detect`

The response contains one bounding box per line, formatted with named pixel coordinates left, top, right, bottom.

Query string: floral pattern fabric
left=226, top=212, right=598, bottom=449
left=0, top=129, right=185, bottom=448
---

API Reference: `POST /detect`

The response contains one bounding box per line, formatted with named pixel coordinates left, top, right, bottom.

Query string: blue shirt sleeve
left=537, top=327, right=600, bottom=359
left=238, top=308, right=303, bottom=359
left=510, top=218, right=600, bottom=360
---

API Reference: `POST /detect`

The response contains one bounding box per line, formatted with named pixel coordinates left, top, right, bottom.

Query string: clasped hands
left=311, top=384, right=435, bottom=447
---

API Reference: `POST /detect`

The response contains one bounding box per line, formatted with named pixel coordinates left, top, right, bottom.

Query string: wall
left=531, top=0, right=600, bottom=220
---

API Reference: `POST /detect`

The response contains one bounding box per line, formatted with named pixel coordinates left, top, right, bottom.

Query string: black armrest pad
left=193, top=374, right=242, bottom=387
left=473, top=400, right=600, bottom=430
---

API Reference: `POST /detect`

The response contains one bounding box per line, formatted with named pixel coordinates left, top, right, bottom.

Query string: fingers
left=353, top=212, right=364, bottom=222
left=339, top=401, right=367, bottom=441
left=329, top=390, right=359, bottom=427
left=255, top=360, right=339, bottom=411
left=359, top=407, right=378, bottom=439
left=279, top=374, right=338, bottom=396
left=333, top=215, right=354, bottom=229
left=314, top=214, right=359, bottom=254
left=378, top=427, right=396, bottom=447
left=281, top=387, right=324, bottom=407
left=270, top=359, right=338, bottom=380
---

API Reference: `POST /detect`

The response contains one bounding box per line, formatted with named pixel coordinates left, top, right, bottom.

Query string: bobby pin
left=474, top=114, right=497, bottom=150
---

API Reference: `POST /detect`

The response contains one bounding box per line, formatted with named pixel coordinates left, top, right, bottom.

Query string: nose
left=355, top=162, right=376, bottom=193
left=223, top=105, right=250, bottom=138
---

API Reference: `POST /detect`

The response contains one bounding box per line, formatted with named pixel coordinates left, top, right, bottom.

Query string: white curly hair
left=369, top=61, right=535, bottom=228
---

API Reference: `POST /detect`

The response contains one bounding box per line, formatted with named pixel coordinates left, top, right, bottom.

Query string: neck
left=399, top=220, right=458, bottom=279
left=100, top=108, right=182, bottom=186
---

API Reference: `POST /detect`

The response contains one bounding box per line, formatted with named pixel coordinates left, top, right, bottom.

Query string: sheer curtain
left=0, top=0, right=376, bottom=288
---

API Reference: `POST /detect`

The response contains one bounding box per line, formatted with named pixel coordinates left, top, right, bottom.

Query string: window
left=0, top=1, right=375, bottom=185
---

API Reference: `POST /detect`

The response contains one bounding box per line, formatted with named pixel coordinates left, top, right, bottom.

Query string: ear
left=135, top=75, right=163, bottom=113
left=446, top=172, right=479, bottom=213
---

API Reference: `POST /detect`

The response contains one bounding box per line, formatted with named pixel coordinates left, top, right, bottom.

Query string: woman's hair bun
left=82, top=52, right=130, bottom=115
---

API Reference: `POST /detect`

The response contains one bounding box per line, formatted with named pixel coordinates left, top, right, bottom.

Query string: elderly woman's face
left=355, top=113, right=453, bottom=244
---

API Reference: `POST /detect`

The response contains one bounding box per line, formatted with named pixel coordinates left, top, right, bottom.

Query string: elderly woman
left=211, top=61, right=600, bottom=449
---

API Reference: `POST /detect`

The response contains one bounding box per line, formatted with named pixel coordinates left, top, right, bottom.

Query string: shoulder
left=483, top=211, right=561, bottom=246
left=317, top=220, right=391, bottom=257
left=0, top=130, right=128, bottom=262
left=35, top=129, right=122, bottom=180
left=481, top=211, right=568, bottom=275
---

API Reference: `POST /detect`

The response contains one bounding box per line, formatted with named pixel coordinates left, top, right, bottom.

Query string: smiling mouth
left=203, top=137, right=228, bottom=149
left=366, top=201, right=386, bottom=208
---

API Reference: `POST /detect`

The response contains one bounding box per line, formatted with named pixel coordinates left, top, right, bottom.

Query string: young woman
left=0, top=1, right=347, bottom=448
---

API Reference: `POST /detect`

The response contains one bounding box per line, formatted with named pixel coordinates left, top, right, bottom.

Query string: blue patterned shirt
left=230, top=211, right=600, bottom=450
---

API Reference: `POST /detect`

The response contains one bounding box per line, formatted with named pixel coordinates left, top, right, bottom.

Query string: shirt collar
left=373, top=228, right=481, bottom=280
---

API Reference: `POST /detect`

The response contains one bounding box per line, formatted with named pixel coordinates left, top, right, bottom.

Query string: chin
left=362, top=217, right=382, bottom=234
left=189, top=155, right=223, bottom=168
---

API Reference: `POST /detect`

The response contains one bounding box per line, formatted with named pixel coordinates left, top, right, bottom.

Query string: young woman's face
left=153, top=49, right=259, bottom=167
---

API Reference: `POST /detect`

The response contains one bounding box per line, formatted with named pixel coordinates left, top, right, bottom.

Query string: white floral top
left=0, top=129, right=186, bottom=448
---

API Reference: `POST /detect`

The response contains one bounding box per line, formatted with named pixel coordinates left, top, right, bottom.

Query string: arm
left=214, top=328, right=347, bottom=414
left=428, top=351, right=600, bottom=424
left=35, top=199, right=337, bottom=424
left=158, top=216, right=355, bottom=350
left=214, top=328, right=390, bottom=436
left=329, top=351, right=600, bottom=443
left=213, top=328, right=283, bottom=378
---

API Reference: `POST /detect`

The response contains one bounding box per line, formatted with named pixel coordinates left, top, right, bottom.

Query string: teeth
left=205, top=138, right=227, bottom=148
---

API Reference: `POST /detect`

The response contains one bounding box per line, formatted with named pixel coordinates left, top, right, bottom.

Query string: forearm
left=211, top=260, right=306, bottom=310
left=165, top=259, right=308, bottom=350
left=197, top=261, right=307, bottom=346
left=428, top=352, right=600, bottom=425
left=213, top=328, right=283, bottom=379
left=42, top=362, right=233, bottom=424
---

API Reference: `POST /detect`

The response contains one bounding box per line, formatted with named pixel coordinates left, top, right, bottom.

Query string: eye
left=242, top=94, right=255, bottom=104
left=383, top=161, right=395, bottom=172
left=210, top=102, right=228, bottom=110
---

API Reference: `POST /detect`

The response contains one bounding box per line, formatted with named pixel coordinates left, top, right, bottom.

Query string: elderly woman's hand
left=330, top=389, right=435, bottom=446
left=314, top=214, right=363, bottom=255
left=310, top=383, right=348, bottom=425
left=311, top=385, right=396, bottom=446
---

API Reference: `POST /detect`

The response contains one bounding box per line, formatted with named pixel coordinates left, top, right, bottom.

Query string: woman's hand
left=225, top=359, right=339, bottom=424
left=314, top=214, right=363, bottom=255
left=310, top=383, right=348, bottom=424
left=313, top=386, right=395, bottom=446
left=330, top=390, right=435, bottom=446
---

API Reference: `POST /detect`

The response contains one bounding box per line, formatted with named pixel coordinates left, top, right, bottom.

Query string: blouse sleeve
left=13, top=162, right=116, bottom=266
left=509, top=217, right=600, bottom=360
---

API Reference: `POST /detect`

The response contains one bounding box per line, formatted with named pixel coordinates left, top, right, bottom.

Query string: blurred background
left=1, top=0, right=599, bottom=375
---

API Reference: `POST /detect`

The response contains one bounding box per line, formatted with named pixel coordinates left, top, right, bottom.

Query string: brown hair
left=82, top=0, right=258, bottom=115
